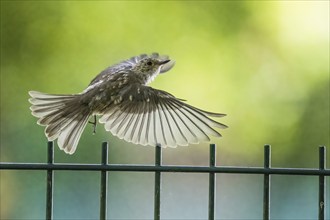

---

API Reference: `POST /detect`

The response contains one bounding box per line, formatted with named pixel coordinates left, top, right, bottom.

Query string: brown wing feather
left=99, top=85, right=227, bottom=147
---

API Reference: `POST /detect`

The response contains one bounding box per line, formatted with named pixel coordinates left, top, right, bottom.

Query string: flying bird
left=29, top=53, right=227, bottom=154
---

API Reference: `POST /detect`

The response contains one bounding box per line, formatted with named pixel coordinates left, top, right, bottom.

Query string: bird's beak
left=160, top=59, right=171, bottom=65
left=159, top=59, right=175, bottom=74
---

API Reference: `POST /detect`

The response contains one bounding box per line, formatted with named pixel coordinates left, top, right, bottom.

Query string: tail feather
left=29, top=91, right=91, bottom=154
left=57, top=116, right=90, bottom=154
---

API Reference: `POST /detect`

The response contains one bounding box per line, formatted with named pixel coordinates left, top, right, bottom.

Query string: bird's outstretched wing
left=99, top=85, right=227, bottom=147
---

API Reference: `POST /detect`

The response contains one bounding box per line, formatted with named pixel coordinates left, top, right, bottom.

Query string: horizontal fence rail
left=1, top=162, right=329, bottom=175
left=0, top=142, right=328, bottom=220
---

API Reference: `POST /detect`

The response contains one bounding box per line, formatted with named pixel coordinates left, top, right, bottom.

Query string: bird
left=29, top=53, right=227, bottom=154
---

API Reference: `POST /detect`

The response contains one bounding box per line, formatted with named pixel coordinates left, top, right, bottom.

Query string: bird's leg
left=88, top=115, right=97, bottom=134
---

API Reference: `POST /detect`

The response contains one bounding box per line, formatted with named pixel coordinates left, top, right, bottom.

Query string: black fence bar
left=2, top=163, right=328, bottom=175
left=208, top=144, right=216, bottom=220
left=319, top=146, right=326, bottom=220
left=100, top=142, right=108, bottom=220
left=154, top=145, right=162, bottom=220
left=1, top=143, right=329, bottom=220
left=263, top=145, right=271, bottom=220
left=46, top=141, right=54, bottom=220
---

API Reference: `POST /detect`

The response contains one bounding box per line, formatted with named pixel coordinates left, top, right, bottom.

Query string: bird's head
left=131, top=53, right=175, bottom=84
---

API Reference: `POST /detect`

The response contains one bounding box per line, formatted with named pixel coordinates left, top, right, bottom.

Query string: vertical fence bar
left=263, top=145, right=271, bottom=220
left=208, top=144, right=216, bottom=220
left=46, top=141, right=54, bottom=220
left=154, top=144, right=162, bottom=220
left=319, top=146, right=326, bottom=220
left=100, top=142, right=109, bottom=220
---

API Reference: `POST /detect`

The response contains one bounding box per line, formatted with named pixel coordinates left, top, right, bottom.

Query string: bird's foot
left=88, top=115, right=97, bottom=135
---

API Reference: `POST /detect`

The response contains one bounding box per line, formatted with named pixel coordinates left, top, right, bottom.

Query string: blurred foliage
left=1, top=1, right=329, bottom=219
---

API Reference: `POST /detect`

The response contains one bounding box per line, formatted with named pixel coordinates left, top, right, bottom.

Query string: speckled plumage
left=29, top=53, right=227, bottom=154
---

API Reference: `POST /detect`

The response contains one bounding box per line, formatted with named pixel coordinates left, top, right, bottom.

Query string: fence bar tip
left=208, top=144, right=216, bottom=220
left=100, top=142, right=109, bottom=220
left=101, top=142, right=109, bottom=164
left=154, top=144, right=162, bottom=220
left=318, top=146, right=326, bottom=220
left=209, top=144, right=216, bottom=167
left=263, top=144, right=271, bottom=220
left=155, top=144, right=162, bottom=166
left=46, top=141, right=54, bottom=220
left=47, top=141, right=54, bottom=164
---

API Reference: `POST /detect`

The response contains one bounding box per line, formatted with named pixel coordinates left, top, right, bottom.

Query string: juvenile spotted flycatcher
left=29, top=53, right=227, bottom=154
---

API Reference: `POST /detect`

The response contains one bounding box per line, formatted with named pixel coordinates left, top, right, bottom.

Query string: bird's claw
left=88, top=115, right=97, bottom=134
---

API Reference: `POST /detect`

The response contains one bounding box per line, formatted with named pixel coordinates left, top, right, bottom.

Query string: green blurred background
left=1, top=1, right=329, bottom=219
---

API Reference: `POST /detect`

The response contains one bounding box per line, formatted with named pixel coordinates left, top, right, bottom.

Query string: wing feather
left=158, top=100, right=176, bottom=147
left=155, top=104, right=167, bottom=146
left=161, top=100, right=189, bottom=146
left=123, top=112, right=139, bottom=142
left=131, top=101, right=145, bottom=144
left=167, top=102, right=199, bottom=144
left=147, top=108, right=157, bottom=146
left=98, top=85, right=227, bottom=147
left=136, top=101, right=147, bottom=145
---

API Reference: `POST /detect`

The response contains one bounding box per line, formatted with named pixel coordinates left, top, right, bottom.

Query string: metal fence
left=0, top=142, right=329, bottom=220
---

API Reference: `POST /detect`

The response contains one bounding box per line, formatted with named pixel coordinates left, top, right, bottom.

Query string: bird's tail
left=28, top=91, right=91, bottom=154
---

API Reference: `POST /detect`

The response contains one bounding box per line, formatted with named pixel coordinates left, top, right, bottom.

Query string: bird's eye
left=147, top=61, right=153, bottom=66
